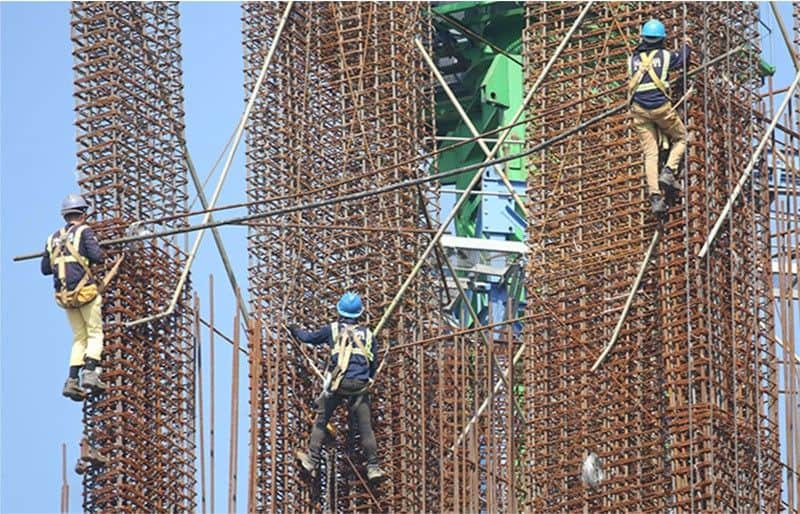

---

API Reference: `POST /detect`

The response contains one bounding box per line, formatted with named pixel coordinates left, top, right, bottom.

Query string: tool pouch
left=55, top=283, right=98, bottom=309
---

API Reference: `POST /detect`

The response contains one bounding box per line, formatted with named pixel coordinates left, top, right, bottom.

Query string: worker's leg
left=63, top=306, right=89, bottom=400
left=630, top=104, right=661, bottom=195
left=80, top=294, right=104, bottom=363
left=349, top=390, right=378, bottom=465
left=308, top=392, right=342, bottom=463
left=652, top=103, right=688, bottom=172
left=65, top=306, right=88, bottom=368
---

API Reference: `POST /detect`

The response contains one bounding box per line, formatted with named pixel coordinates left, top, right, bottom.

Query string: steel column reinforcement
left=523, top=2, right=780, bottom=512
left=242, top=3, right=441, bottom=511
left=70, top=2, right=195, bottom=511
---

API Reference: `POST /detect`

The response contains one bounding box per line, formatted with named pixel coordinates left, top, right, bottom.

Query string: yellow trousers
left=65, top=294, right=103, bottom=366
left=630, top=102, right=688, bottom=195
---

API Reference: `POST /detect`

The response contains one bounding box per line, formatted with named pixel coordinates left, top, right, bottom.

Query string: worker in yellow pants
left=628, top=19, right=691, bottom=216
left=41, top=193, right=106, bottom=401
left=65, top=294, right=103, bottom=377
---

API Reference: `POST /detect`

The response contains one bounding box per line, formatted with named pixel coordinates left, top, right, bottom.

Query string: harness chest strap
left=331, top=322, right=374, bottom=361
left=329, top=322, right=374, bottom=391
left=628, top=49, right=671, bottom=100
left=47, top=225, right=92, bottom=294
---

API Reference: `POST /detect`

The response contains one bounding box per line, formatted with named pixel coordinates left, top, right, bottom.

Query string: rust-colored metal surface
left=71, top=2, right=196, bottom=511
left=523, top=2, right=780, bottom=512
left=241, top=3, right=443, bottom=511
left=59, top=1, right=800, bottom=510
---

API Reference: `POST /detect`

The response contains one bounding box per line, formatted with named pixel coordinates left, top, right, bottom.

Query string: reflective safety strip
left=330, top=322, right=374, bottom=362
left=628, top=49, right=671, bottom=99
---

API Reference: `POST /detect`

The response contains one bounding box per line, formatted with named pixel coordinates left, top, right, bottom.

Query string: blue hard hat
left=641, top=19, right=666, bottom=39
left=61, top=193, right=90, bottom=215
left=337, top=292, right=364, bottom=318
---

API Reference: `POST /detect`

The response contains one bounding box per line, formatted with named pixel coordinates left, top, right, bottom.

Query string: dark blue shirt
left=630, top=41, right=691, bottom=109
left=41, top=223, right=103, bottom=291
left=294, top=317, right=379, bottom=381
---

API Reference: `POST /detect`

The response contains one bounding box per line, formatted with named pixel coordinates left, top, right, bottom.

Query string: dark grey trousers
left=308, top=378, right=378, bottom=465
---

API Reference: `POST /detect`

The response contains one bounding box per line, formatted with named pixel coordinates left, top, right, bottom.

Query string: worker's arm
left=40, top=245, right=52, bottom=276
left=668, top=42, right=691, bottom=71
left=81, top=226, right=103, bottom=264
left=290, top=324, right=332, bottom=346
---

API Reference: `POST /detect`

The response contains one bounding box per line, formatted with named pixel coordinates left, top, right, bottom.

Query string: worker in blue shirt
left=290, top=292, right=386, bottom=482
left=41, top=193, right=107, bottom=401
left=628, top=19, right=691, bottom=216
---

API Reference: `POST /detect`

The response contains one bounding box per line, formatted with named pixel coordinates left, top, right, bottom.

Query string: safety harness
left=46, top=225, right=123, bottom=309
left=628, top=49, right=671, bottom=103
left=328, top=322, right=374, bottom=394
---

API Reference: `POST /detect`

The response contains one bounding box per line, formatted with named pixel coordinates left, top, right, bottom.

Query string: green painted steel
left=432, top=1, right=526, bottom=239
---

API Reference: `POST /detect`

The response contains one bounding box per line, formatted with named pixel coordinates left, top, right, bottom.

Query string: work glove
left=367, top=377, right=375, bottom=389
left=288, top=325, right=300, bottom=338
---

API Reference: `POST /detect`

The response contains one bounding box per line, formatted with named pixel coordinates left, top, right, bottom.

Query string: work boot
left=366, top=464, right=386, bottom=481
left=658, top=167, right=681, bottom=195
left=82, top=369, right=107, bottom=394
left=295, top=450, right=317, bottom=474
left=74, top=458, right=92, bottom=475
left=62, top=378, right=86, bottom=402
left=80, top=438, right=108, bottom=465
left=650, top=194, right=668, bottom=217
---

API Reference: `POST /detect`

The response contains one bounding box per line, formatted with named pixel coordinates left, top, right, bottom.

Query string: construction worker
left=290, top=292, right=387, bottom=481
left=41, top=193, right=107, bottom=401
left=628, top=19, right=691, bottom=216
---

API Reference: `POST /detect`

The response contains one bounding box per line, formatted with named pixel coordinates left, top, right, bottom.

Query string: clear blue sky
left=2, top=3, right=248, bottom=512
left=1, top=2, right=797, bottom=513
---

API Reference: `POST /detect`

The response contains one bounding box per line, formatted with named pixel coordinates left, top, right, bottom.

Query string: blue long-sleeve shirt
left=629, top=41, right=691, bottom=109
left=293, top=317, right=379, bottom=381
left=41, top=223, right=103, bottom=291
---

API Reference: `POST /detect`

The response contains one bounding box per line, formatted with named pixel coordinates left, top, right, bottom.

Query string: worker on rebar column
left=41, top=193, right=107, bottom=401
left=628, top=19, right=691, bottom=216
left=290, top=292, right=386, bottom=482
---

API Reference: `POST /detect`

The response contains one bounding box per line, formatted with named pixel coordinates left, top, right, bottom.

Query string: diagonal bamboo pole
left=591, top=229, right=660, bottom=371
left=127, top=1, right=294, bottom=327
left=415, top=38, right=528, bottom=216
left=372, top=2, right=595, bottom=379
left=699, top=68, right=800, bottom=258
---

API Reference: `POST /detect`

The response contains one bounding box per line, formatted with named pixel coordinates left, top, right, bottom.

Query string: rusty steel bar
left=243, top=3, right=442, bottom=510
left=524, top=3, right=780, bottom=511
left=592, top=229, right=661, bottom=371
left=184, top=140, right=250, bottom=326
left=126, top=1, right=294, bottom=328
left=699, top=68, right=800, bottom=258
left=371, top=1, right=595, bottom=356
left=70, top=3, right=196, bottom=511
left=60, top=443, right=67, bottom=514
left=195, top=293, right=207, bottom=514
left=228, top=308, right=240, bottom=513
left=209, top=275, right=216, bottom=513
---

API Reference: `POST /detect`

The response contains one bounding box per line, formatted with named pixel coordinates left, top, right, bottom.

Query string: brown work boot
left=62, top=378, right=86, bottom=402
left=366, top=464, right=386, bottom=482
left=74, top=458, right=92, bottom=475
left=81, top=369, right=107, bottom=394
left=80, top=438, right=109, bottom=467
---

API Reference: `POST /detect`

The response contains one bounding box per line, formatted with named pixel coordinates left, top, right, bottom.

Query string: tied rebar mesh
left=523, top=2, right=780, bottom=511
left=71, top=2, right=196, bottom=511
left=241, top=3, right=450, bottom=512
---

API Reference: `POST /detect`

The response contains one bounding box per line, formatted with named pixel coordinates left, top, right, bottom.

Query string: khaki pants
left=65, top=294, right=103, bottom=366
left=630, top=102, right=687, bottom=195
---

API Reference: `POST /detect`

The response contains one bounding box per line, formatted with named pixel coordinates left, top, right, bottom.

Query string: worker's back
left=41, top=223, right=102, bottom=292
